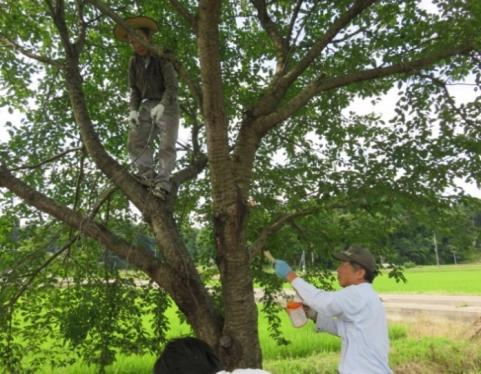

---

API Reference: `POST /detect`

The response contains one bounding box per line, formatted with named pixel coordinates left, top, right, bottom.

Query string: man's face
left=129, top=31, right=150, bottom=56
left=336, top=261, right=366, bottom=287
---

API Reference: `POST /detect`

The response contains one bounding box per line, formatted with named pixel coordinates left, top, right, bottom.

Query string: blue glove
left=274, top=260, right=292, bottom=280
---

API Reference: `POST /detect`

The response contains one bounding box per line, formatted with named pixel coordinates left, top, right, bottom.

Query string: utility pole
left=433, top=232, right=440, bottom=266
left=299, top=250, right=306, bottom=272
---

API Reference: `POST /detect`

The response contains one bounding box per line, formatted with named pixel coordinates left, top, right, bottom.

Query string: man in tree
left=274, top=246, right=392, bottom=374
left=114, top=16, right=179, bottom=199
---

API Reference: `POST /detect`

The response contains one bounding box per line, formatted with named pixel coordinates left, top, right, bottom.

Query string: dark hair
left=153, top=337, right=222, bottom=374
left=349, top=261, right=376, bottom=283
left=138, top=27, right=152, bottom=37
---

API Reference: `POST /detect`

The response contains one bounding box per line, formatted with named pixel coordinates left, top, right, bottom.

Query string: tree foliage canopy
left=1, top=0, right=481, bottom=371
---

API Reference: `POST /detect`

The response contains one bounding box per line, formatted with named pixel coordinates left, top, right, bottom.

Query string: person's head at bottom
left=153, top=336, right=222, bottom=374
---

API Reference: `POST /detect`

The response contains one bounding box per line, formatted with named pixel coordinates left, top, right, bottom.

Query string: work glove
left=303, top=305, right=318, bottom=321
left=274, top=259, right=292, bottom=280
left=150, top=103, right=165, bottom=122
left=128, top=110, right=139, bottom=125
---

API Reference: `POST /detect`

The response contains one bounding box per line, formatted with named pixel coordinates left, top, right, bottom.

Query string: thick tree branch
left=0, top=165, right=166, bottom=278
left=254, top=41, right=476, bottom=135
left=0, top=35, right=63, bottom=66
left=0, top=170, right=210, bottom=320
left=283, top=0, right=377, bottom=87
left=44, top=8, right=222, bottom=340
left=251, top=0, right=289, bottom=72
left=63, top=62, right=156, bottom=214
left=48, top=0, right=78, bottom=59
left=251, top=0, right=377, bottom=118
left=172, top=153, right=208, bottom=186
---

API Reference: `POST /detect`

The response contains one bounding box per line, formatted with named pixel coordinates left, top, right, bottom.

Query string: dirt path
left=380, top=293, right=481, bottom=323
left=255, top=289, right=481, bottom=323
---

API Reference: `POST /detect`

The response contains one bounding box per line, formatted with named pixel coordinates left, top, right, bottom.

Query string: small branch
left=331, top=25, right=368, bottom=44
left=167, top=0, right=198, bottom=33
left=249, top=208, right=320, bottom=259
left=5, top=185, right=115, bottom=310
left=72, top=148, right=87, bottom=212
left=8, top=147, right=83, bottom=172
left=422, top=74, right=476, bottom=126
left=290, top=1, right=320, bottom=50
left=283, top=0, right=378, bottom=87
left=251, top=0, right=289, bottom=71
left=287, top=0, right=304, bottom=43
left=73, top=0, right=88, bottom=53
left=7, top=235, right=80, bottom=309
left=180, top=102, right=203, bottom=154
left=290, top=221, right=318, bottom=253
left=446, top=82, right=477, bottom=86
left=0, top=35, right=63, bottom=67
left=89, top=185, right=117, bottom=218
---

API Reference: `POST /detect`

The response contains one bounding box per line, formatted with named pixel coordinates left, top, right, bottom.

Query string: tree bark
left=197, top=0, right=262, bottom=368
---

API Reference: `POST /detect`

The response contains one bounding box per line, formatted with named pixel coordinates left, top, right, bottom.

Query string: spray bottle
left=264, top=250, right=308, bottom=328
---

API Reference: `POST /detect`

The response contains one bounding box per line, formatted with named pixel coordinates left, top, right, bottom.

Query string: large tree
left=1, top=0, right=480, bottom=369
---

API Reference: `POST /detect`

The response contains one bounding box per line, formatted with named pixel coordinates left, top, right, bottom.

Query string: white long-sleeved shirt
left=292, top=278, right=392, bottom=374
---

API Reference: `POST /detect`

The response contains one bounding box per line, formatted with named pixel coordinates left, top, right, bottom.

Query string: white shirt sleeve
left=291, top=277, right=364, bottom=318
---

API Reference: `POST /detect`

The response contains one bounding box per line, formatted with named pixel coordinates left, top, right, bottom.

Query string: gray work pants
left=127, top=99, right=179, bottom=186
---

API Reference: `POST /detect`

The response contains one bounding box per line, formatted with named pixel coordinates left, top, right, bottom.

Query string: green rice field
left=374, top=263, right=481, bottom=294
left=18, top=264, right=481, bottom=373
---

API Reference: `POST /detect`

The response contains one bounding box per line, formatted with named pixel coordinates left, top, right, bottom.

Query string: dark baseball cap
left=333, top=245, right=377, bottom=273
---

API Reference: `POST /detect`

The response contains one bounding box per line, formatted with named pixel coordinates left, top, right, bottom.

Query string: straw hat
left=113, top=16, right=158, bottom=42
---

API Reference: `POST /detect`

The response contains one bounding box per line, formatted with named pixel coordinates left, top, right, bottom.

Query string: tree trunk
left=197, top=0, right=262, bottom=368
left=215, top=197, right=262, bottom=369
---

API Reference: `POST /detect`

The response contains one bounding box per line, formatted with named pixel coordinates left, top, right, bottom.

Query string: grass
left=36, top=311, right=481, bottom=374
left=15, top=264, right=481, bottom=373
